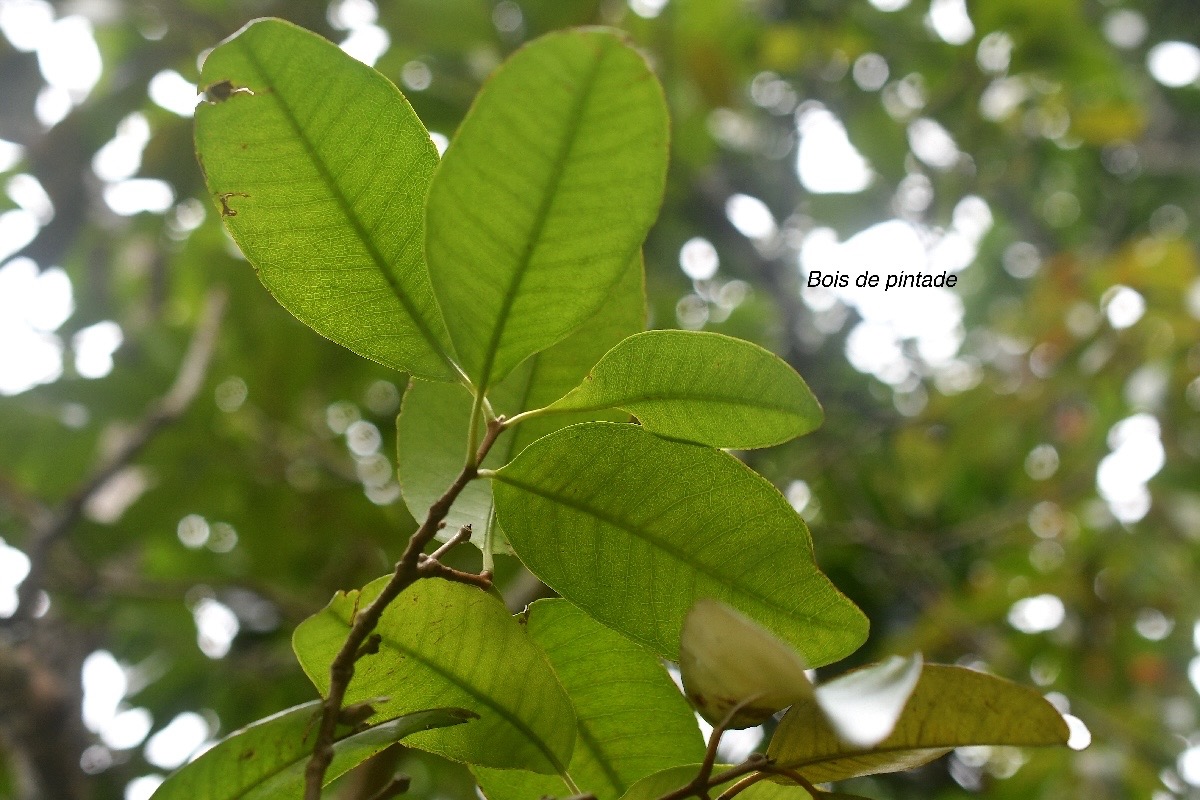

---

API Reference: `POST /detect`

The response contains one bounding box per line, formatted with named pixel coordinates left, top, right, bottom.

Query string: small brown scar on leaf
left=204, top=79, right=255, bottom=103
left=218, top=192, right=249, bottom=217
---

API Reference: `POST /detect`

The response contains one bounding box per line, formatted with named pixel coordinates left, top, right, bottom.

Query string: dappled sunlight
left=800, top=197, right=994, bottom=385
left=1, top=3, right=1199, bottom=798
left=0, top=257, right=72, bottom=394
left=1148, top=41, right=1200, bottom=88
left=144, top=711, right=211, bottom=769
left=0, top=537, right=31, bottom=617
left=73, top=320, right=123, bottom=379
left=1096, top=413, right=1164, bottom=524
left=1007, top=594, right=1066, bottom=634
left=795, top=106, right=872, bottom=194
left=192, top=597, right=240, bottom=659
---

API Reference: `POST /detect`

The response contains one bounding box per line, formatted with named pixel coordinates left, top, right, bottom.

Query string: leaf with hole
left=291, top=577, right=575, bottom=773
left=475, top=599, right=704, bottom=800
left=766, top=664, right=1070, bottom=783
left=544, top=330, right=822, bottom=448
left=425, top=28, right=668, bottom=390
left=195, top=18, right=454, bottom=379
left=490, top=422, right=867, bottom=663
left=150, top=701, right=472, bottom=800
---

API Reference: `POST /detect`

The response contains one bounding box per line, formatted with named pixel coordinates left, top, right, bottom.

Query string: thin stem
left=426, top=525, right=472, bottom=561
left=654, top=755, right=771, bottom=800
left=481, top=395, right=498, bottom=422
left=760, top=767, right=821, bottom=797
left=481, top=509, right=496, bottom=575
left=561, top=770, right=583, bottom=795
left=704, top=756, right=771, bottom=793
left=465, top=389, right=486, bottom=468
left=654, top=698, right=765, bottom=800
left=500, top=404, right=554, bottom=430
left=303, top=416, right=505, bottom=800
left=714, top=773, right=767, bottom=800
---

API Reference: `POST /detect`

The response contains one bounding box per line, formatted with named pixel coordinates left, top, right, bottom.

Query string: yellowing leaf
left=767, top=664, right=1069, bottom=783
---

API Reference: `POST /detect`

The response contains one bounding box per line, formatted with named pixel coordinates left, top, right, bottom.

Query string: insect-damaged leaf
left=195, top=18, right=455, bottom=380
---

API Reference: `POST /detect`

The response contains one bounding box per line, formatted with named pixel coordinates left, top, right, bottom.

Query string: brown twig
left=424, top=525, right=473, bottom=561
left=302, top=415, right=506, bottom=800
left=655, top=698, right=771, bottom=800
left=4, top=288, right=227, bottom=626
left=714, top=773, right=768, bottom=800
left=759, top=767, right=821, bottom=797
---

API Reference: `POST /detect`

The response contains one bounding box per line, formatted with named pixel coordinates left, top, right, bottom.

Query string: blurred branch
left=0, top=476, right=49, bottom=530
left=5, top=288, right=227, bottom=626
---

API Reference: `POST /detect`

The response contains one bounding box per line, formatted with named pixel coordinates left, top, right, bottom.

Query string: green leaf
left=195, top=18, right=455, bottom=380
left=766, top=664, right=1070, bottom=783
left=425, top=28, right=669, bottom=390
left=150, top=701, right=472, bottom=800
left=617, top=766, right=814, bottom=800
left=291, top=577, right=576, bottom=773
left=490, top=423, right=867, bottom=663
left=396, top=379, right=513, bottom=554
left=544, top=330, right=823, bottom=448
left=396, top=254, right=644, bottom=554
left=491, top=253, right=647, bottom=456
left=474, top=599, right=705, bottom=800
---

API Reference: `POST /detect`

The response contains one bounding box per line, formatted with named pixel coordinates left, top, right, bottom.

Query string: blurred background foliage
left=1, top=0, right=1199, bottom=798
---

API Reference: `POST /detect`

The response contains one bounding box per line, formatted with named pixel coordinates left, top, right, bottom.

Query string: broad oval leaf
left=292, top=577, right=575, bottom=773
left=195, top=18, right=455, bottom=380
left=617, top=766, right=814, bottom=800
left=150, top=702, right=472, bottom=800
left=425, top=28, right=669, bottom=391
left=397, top=254, right=644, bottom=554
left=475, top=599, right=704, bottom=800
left=679, top=599, right=812, bottom=729
left=545, top=330, right=822, bottom=448
left=767, top=664, right=1070, bottom=783
left=490, top=422, right=867, bottom=663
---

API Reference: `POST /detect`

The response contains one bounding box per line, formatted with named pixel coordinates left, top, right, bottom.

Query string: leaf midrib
left=238, top=38, right=453, bottom=375
left=475, top=37, right=614, bottom=392
left=574, top=717, right=627, bottom=796
left=202, top=706, right=379, bottom=800
left=491, top=474, right=842, bottom=636
left=558, top=388, right=809, bottom=418
left=778, top=727, right=1066, bottom=777
left=344, top=613, right=570, bottom=775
